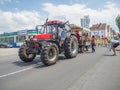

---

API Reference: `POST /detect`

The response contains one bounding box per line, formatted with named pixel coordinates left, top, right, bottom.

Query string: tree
left=116, top=15, right=120, bottom=32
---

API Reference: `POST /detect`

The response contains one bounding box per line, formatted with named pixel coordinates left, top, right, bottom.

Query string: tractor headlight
left=29, top=35, right=37, bottom=41
left=29, top=35, right=35, bottom=39
left=52, top=34, right=56, bottom=39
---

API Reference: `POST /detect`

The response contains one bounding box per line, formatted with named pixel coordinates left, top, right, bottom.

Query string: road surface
left=0, top=47, right=120, bottom=90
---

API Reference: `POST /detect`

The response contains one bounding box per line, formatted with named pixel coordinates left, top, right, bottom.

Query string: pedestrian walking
left=108, top=38, right=120, bottom=56
left=91, top=36, right=95, bottom=53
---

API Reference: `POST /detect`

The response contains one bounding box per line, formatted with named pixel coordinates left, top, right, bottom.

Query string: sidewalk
left=68, top=46, right=120, bottom=90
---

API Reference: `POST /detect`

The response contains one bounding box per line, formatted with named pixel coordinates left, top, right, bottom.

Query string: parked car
left=0, top=43, right=13, bottom=48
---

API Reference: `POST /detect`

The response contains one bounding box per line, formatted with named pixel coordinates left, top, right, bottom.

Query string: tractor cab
left=35, top=20, right=71, bottom=41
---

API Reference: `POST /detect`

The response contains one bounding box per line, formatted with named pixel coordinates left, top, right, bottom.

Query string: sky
left=0, top=0, right=120, bottom=34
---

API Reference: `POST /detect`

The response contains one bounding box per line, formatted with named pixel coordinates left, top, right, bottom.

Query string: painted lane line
left=0, top=67, right=33, bottom=78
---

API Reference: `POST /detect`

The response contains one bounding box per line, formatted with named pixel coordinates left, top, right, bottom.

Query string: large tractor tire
left=64, top=35, right=78, bottom=58
left=19, top=44, right=36, bottom=62
left=41, top=43, right=58, bottom=66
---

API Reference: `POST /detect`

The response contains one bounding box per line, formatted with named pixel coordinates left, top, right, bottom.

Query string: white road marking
left=0, top=67, right=33, bottom=78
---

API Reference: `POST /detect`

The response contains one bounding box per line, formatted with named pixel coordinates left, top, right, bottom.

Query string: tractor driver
left=58, top=26, right=67, bottom=47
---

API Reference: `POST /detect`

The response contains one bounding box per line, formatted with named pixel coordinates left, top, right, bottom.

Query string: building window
left=16, top=36, right=26, bottom=42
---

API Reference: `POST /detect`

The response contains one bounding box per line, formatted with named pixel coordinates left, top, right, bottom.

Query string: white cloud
left=0, top=10, right=44, bottom=33
left=0, top=2, right=120, bottom=34
left=43, top=2, right=120, bottom=31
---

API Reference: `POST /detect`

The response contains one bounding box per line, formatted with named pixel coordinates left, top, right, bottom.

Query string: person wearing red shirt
left=91, top=36, right=95, bottom=53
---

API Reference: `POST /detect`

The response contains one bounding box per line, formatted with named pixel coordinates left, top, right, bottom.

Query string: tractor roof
left=46, top=20, right=65, bottom=25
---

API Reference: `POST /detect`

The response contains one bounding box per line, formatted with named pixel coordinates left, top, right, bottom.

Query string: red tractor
left=18, top=20, right=78, bottom=66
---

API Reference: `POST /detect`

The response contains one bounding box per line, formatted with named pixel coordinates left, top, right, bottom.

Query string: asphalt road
left=0, top=47, right=120, bottom=90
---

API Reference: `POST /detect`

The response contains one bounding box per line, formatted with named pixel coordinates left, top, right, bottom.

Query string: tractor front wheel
left=41, top=43, right=58, bottom=66
left=19, top=44, right=36, bottom=62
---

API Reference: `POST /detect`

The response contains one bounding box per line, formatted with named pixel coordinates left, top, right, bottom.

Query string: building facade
left=90, top=23, right=116, bottom=39
left=0, top=29, right=38, bottom=47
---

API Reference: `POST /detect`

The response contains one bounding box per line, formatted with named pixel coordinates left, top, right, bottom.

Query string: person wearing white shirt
left=109, top=38, right=120, bottom=56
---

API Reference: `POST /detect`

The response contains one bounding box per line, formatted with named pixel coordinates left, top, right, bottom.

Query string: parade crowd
left=76, top=31, right=120, bottom=55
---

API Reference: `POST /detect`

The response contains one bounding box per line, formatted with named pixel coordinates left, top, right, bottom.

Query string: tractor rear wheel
left=19, top=44, right=36, bottom=62
left=41, top=43, right=58, bottom=66
left=64, top=35, right=78, bottom=58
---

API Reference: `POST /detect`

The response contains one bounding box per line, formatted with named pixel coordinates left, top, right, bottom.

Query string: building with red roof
left=90, top=23, right=116, bottom=38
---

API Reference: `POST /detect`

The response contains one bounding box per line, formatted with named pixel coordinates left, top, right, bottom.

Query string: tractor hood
left=35, top=34, right=52, bottom=39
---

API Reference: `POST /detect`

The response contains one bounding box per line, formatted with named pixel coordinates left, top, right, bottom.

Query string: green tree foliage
left=116, top=15, right=120, bottom=32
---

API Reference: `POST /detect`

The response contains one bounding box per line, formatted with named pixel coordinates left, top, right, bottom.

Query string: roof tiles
left=90, top=23, right=106, bottom=30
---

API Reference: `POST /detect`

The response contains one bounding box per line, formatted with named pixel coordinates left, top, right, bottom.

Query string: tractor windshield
left=36, top=25, right=57, bottom=34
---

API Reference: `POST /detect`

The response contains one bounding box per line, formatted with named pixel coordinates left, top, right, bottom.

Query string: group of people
left=76, top=31, right=120, bottom=55
left=77, top=32, right=96, bottom=53
left=95, top=38, right=109, bottom=47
